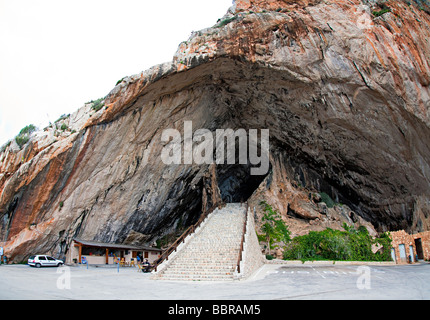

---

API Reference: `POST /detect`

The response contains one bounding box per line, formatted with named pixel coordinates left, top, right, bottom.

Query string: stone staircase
left=152, top=203, right=247, bottom=281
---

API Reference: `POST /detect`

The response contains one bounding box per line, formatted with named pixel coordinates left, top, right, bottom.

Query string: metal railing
left=152, top=204, right=220, bottom=272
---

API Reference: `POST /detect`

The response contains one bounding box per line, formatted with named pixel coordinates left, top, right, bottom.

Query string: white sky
left=0, top=0, right=233, bottom=146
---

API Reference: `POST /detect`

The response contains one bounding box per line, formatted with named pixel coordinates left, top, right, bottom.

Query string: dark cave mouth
left=153, top=162, right=270, bottom=240
left=217, top=162, right=271, bottom=203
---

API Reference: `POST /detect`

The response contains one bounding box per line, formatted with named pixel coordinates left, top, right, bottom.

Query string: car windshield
left=29, top=255, right=35, bottom=259
left=47, top=257, right=55, bottom=261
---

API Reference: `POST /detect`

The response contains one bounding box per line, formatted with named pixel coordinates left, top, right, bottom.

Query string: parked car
left=28, top=255, right=64, bottom=268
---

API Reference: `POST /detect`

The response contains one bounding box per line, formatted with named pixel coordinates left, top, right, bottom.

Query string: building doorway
left=391, top=248, right=396, bottom=263
left=415, top=238, right=424, bottom=260
left=399, top=244, right=407, bottom=263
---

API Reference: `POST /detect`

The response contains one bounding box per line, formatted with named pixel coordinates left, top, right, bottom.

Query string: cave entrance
left=217, top=163, right=270, bottom=203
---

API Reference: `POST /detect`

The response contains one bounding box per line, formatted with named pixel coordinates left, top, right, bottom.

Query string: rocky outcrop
left=1, top=0, right=430, bottom=262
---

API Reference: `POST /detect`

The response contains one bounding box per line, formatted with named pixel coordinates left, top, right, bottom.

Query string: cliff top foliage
left=15, top=124, right=36, bottom=149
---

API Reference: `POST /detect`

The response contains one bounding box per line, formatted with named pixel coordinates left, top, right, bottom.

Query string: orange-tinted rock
left=1, top=0, right=430, bottom=262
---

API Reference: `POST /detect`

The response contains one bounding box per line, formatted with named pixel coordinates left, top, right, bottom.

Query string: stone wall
left=238, top=207, right=265, bottom=279
left=390, top=230, right=430, bottom=263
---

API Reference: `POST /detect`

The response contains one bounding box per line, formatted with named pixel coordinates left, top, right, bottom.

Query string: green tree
left=259, top=201, right=291, bottom=256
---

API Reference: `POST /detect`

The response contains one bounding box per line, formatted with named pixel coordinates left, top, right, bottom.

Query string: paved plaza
left=0, top=262, right=429, bottom=300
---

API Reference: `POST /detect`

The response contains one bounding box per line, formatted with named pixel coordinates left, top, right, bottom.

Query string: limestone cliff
left=1, top=0, right=430, bottom=262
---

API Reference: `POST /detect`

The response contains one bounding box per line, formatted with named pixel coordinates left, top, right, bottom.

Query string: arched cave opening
left=217, top=162, right=271, bottom=203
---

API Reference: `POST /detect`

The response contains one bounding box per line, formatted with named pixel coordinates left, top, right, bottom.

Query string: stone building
left=389, top=230, right=430, bottom=263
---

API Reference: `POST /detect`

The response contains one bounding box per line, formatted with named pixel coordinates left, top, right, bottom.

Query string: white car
left=28, top=255, right=64, bottom=268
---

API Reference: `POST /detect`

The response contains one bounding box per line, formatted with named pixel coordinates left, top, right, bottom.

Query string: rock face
left=1, top=0, right=430, bottom=262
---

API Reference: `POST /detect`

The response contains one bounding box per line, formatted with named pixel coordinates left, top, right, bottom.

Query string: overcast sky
left=0, top=0, right=233, bottom=146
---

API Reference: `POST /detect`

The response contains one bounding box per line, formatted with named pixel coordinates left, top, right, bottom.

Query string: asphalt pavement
left=0, top=262, right=429, bottom=300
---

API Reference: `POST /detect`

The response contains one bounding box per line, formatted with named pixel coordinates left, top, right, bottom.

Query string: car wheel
left=57, top=263, right=63, bottom=267
left=35, top=263, right=41, bottom=268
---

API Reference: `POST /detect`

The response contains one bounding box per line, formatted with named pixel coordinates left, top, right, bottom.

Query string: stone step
left=178, top=249, right=240, bottom=254
left=161, top=273, right=235, bottom=280
left=174, top=254, right=239, bottom=260
left=169, top=258, right=237, bottom=264
left=162, top=268, right=235, bottom=275
left=167, top=262, right=237, bottom=268
left=171, top=259, right=238, bottom=265
left=163, top=263, right=235, bottom=269
left=170, top=254, right=238, bottom=260
left=157, top=274, right=235, bottom=281
left=154, top=203, right=247, bottom=281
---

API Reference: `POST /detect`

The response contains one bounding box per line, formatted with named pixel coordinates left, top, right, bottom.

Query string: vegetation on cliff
left=15, top=124, right=36, bottom=149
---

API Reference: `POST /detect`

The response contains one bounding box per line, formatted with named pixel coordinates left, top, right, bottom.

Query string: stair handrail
left=152, top=204, right=220, bottom=272
left=236, top=201, right=249, bottom=274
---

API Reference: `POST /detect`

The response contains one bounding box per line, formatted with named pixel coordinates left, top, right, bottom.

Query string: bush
left=284, top=223, right=392, bottom=262
left=89, top=97, right=105, bottom=112
left=18, top=124, right=36, bottom=136
left=372, top=7, right=392, bottom=17
left=15, top=124, right=36, bottom=149
left=116, top=77, right=126, bottom=86
left=217, top=16, right=237, bottom=28
left=319, top=192, right=335, bottom=208
left=15, top=135, right=29, bottom=148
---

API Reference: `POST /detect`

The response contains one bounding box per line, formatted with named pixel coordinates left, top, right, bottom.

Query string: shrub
left=15, top=135, right=29, bottom=148
left=284, top=223, right=392, bottom=262
left=15, top=124, right=36, bottom=149
left=372, top=7, right=392, bottom=17
left=18, top=124, right=36, bottom=136
left=319, top=192, right=335, bottom=208
left=89, top=97, right=105, bottom=112
left=217, top=16, right=237, bottom=28
left=116, top=77, right=126, bottom=86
